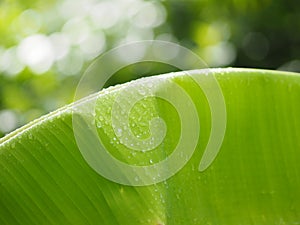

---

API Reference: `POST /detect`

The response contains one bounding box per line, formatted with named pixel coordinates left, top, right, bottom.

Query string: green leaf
left=1, top=68, right=300, bottom=224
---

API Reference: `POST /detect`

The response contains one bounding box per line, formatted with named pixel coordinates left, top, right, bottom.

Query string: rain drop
left=116, top=128, right=122, bottom=136
left=147, top=82, right=153, bottom=88
left=138, top=88, right=146, bottom=95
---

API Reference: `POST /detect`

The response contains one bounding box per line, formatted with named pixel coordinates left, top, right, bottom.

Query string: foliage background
left=0, top=0, right=300, bottom=137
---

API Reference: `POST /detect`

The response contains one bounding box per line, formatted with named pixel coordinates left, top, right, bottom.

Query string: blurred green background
left=0, top=0, right=300, bottom=137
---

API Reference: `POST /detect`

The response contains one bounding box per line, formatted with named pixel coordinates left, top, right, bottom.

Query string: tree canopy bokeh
left=0, top=0, right=300, bottom=137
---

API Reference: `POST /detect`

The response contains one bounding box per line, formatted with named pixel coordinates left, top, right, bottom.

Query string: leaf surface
left=1, top=68, right=300, bottom=224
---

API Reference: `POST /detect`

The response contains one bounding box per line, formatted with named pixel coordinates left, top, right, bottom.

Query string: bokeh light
left=0, top=110, right=18, bottom=133
left=17, top=34, right=55, bottom=74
